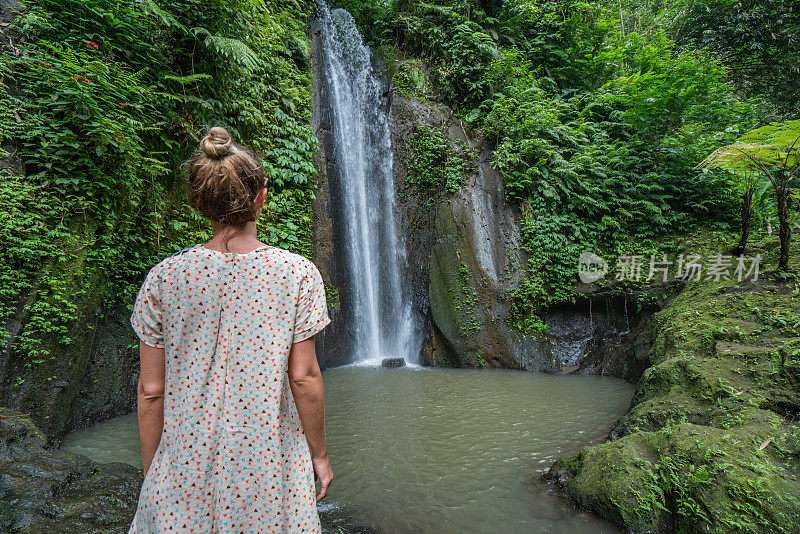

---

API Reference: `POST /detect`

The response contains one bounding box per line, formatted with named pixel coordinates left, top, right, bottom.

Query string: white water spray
left=317, top=3, right=416, bottom=365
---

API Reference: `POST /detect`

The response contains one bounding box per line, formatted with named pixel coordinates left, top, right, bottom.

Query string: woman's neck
left=205, top=221, right=265, bottom=253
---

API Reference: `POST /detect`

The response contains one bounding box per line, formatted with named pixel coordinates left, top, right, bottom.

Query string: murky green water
left=62, top=367, right=632, bottom=533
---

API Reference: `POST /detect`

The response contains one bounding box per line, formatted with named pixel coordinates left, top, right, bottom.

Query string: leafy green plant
left=392, top=60, right=433, bottom=100
left=699, top=120, right=800, bottom=270
left=0, top=0, right=320, bottom=387
left=406, top=124, right=472, bottom=195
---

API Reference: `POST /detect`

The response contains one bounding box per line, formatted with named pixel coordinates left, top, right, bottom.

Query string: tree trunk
left=777, top=185, right=791, bottom=270
left=734, top=188, right=754, bottom=256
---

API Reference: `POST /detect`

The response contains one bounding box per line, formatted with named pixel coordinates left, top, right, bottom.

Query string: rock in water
left=381, top=358, right=406, bottom=368
left=0, top=407, right=141, bottom=533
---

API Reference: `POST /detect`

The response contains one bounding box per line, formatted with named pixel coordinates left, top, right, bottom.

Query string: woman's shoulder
left=142, top=244, right=321, bottom=281
left=264, top=246, right=317, bottom=275
left=142, top=245, right=198, bottom=281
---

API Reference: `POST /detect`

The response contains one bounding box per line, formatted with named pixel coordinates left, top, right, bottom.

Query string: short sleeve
left=293, top=261, right=331, bottom=343
left=130, top=266, right=165, bottom=348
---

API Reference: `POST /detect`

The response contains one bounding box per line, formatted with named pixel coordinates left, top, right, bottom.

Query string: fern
left=154, top=91, right=213, bottom=109
left=193, top=28, right=263, bottom=73
left=139, top=0, right=187, bottom=33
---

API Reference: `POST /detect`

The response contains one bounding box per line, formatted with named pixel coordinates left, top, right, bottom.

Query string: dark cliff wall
left=0, top=250, right=139, bottom=442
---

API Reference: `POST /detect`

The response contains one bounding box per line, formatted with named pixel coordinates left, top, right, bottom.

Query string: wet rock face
left=0, top=407, right=141, bottom=533
left=389, top=94, right=553, bottom=370
left=66, top=304, right=139, bottom=432
left=548, top=283, right=678, bottom=382
left=381, top=357, right=406, bottom=368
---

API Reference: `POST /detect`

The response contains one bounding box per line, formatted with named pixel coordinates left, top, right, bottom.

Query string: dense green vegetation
left=336, top=0, right=798, bottom=331
left=3, top=0, right=795, bottom=389
left=0, top=0, right=317, bottom=388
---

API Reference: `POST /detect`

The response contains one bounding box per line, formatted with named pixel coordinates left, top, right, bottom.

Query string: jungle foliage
left=0, top=0, right=317, bottom=375
left=334, top=0, right=795, bottom=330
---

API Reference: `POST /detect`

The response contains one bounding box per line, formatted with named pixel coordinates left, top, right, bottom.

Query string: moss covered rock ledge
left=544, top=238, right=800, bottom=532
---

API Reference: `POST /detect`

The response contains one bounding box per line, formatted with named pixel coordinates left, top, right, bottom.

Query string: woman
left=128, top=127, right=333, bottom=533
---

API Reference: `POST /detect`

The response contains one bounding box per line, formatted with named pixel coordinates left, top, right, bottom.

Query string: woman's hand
left=312, top=454, right=333, bottom=501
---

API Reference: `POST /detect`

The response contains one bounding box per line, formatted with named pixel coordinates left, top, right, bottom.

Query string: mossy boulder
left=550, top=420, right=799, bottom=532
left=545, top=237, right=800, bottom=533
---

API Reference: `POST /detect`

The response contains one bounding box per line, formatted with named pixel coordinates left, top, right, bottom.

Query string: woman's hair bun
left=186, top=126, right=267, bottom=227
left=200, top=126, right=234, bottom=158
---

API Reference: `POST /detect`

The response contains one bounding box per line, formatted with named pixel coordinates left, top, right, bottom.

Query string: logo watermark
left=577, top=252, right=761, bottom=283
left=578, top=251, right=609, bottom=283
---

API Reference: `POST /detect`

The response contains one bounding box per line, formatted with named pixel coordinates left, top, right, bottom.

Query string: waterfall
left=316, top=3, right=416, bottom=365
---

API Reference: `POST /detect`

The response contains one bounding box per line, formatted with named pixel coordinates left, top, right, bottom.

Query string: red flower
left=117, top=133, right=124, bottom=139
left=73, top=75, right=91, bottom=83
left=86, top=41, right=99, bottom=49
left=120, top=102, right=127, bottom=107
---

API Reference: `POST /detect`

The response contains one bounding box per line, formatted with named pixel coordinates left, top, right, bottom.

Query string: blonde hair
left=185, top=126, right=267, bottom=226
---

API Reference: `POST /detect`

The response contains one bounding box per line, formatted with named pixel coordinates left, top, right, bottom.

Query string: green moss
left=555, top=233, right=800, bottom=532
left=325, top=283, right=340, bottom=310
left=564, top=422, right=800, bottom=532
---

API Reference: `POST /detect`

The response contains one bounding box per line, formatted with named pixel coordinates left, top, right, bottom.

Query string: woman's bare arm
left=138, top=340, right=165, bottom=475
left=288, top=337, right=333, bottom=501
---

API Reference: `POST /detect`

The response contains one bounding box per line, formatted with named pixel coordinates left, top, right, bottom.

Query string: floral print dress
left=128, top=244, right=330, bottom=533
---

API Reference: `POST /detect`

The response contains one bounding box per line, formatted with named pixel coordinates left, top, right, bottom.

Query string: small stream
left=63, top=367, right=632, bottom=533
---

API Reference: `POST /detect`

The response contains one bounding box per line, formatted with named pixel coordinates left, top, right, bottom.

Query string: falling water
left=317, top=3, right=416, bottom=364
left=623, top=293, right=630, bottom=333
